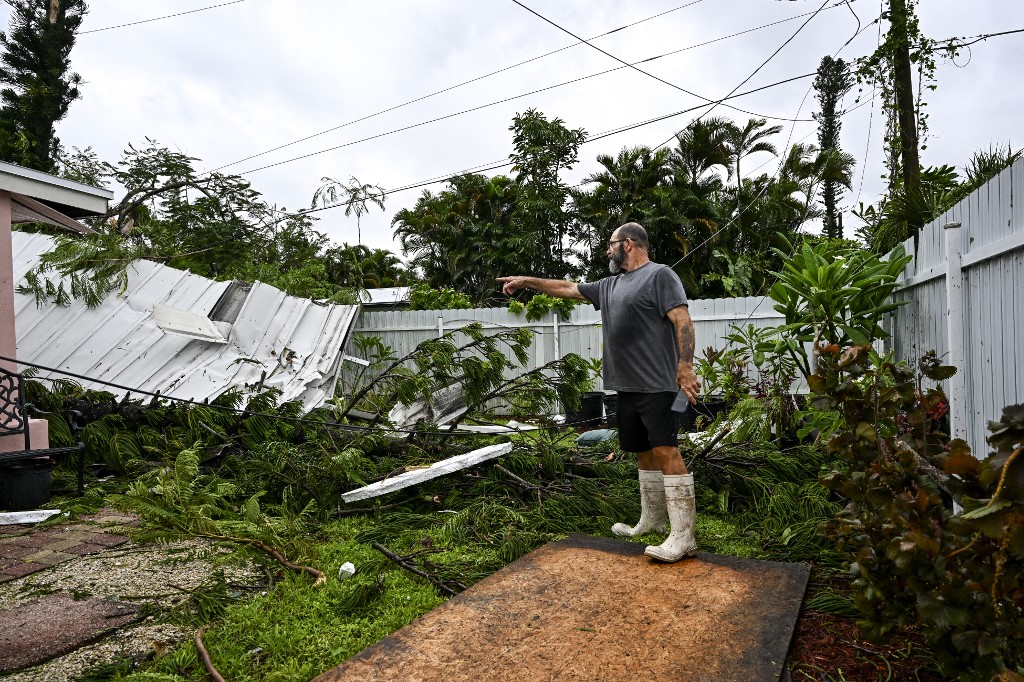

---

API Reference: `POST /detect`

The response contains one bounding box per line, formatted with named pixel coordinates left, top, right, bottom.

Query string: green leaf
left=961, top=499, right=1011, bottom=520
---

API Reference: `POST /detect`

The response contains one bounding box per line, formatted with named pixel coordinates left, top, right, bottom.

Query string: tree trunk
left=889, top=0, right=923, bottom=232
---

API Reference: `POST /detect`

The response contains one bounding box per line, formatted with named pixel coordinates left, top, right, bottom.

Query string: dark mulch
left=788, top=610, right=945, bottom=681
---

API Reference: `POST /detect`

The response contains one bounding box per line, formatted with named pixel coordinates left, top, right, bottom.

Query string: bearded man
left=497, top=222, right=700, bottom=562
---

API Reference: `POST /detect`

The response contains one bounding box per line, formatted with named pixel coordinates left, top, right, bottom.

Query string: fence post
left=553, top=313, right=560, bottom=359
left=437, top=316, right=444, bottom=339
left=944, top=221, right=967, bottom=440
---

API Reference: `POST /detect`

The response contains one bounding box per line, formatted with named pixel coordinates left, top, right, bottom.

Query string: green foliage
left=0, top=0, right=87, bottom=172
left=695, top=345, right=752, bottom=403
left=340, top=323, right=596, bottom=431
left=768, top=236, right=910, bottom=378
left=506, top=292, right=577, bottom=321
left=813, top=346, right=1024, bottom=679
left=813, top=56, right=855, bottom=239
left=857, top=147, right=1022, bottom=254
left=408, top=282, right=472, bottom=310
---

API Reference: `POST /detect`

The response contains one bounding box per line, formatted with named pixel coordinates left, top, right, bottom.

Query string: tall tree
left=813, top=56, right=854, bottom=238
left=886, top=0, right=923, bottom=231
left=509, top=109, right=586, bottom=280
left=312, top=175, right=386, bottom=245
left=724, top=118, right=782, bottom=212
left=571, top=145, right=671, bottom=278
left=393, top=173, right=524, bottom=304
left=0, top=0, right=87, bottom=172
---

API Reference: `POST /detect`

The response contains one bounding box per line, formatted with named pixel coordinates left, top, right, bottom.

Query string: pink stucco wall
left=0, top=190, right=50, bottom=452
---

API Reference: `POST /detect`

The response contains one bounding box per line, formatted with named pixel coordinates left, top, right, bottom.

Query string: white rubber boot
left=612, top=469, right=667, bottom=537
left=644, top=474, right=698, bottom=562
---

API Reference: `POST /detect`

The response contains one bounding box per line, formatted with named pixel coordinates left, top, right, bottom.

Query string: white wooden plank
left=0, top=510, right=60, bottom=525
left=341, top=443, right=513, bottom=502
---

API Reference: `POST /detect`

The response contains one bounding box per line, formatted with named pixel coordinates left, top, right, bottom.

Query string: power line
left=936, top=27, right=1024, bottom=49
left=652, top=0, right=840, bottom=152
left=236, top=54, right=818, bottom=178
left=663, top=1, right=872, bottom=273
left=212, top=3, right=843, bottom=176
left=511, top=0, right=825, bottom=124
left=852, top=0, right=885, bottom=210
left=260, top=70, right=822, bottom=227
left=208, top=0, right=708, bottom=173
left=79, top=0, right=248, bottom=34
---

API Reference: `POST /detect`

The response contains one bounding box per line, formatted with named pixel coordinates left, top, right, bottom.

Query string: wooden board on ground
left=314, top=534, right=810, bottom=681
left=341, top=443, right=513, bottom=503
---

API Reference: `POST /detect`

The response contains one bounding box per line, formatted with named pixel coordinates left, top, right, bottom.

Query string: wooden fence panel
left=890, top=155, right=1024, bottom=458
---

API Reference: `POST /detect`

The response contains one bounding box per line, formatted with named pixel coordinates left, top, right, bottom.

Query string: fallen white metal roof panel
left=358, top=286, right=410, bottom=306
left=12, top=231, right=360, bottom=412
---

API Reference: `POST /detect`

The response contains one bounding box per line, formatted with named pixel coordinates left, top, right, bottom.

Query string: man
left=497, top=222, right=700, bottom=562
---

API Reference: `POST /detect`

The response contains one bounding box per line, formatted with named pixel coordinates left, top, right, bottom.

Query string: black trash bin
left=678, top=398, right=730, bottom=432
left=566, top=392, right=604, bottom=427
left=0, top=458, right=53, bottom=511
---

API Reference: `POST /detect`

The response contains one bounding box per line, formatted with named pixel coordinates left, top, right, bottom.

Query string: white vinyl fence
left=887, top=155, right=1024, bottom=458
left=345, top=296, right=785, bottom=414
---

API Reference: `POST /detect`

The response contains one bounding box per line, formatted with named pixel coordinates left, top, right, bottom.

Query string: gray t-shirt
left=577, top=263, right=688, bottom=392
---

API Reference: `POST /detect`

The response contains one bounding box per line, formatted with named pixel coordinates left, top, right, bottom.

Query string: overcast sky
left=4, top=0, right=1021, bottom=256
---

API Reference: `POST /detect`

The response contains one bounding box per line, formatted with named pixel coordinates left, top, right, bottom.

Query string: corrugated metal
left=11, top=231, right=360, bottom=412
left=890, top=155, right=1024, bottom=458
left=358, top=287, right=410, bottom=305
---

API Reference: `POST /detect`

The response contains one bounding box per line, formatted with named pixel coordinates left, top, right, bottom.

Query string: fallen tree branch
left=195, top=533, right=325, bottom=586
left=491, top=464, right=538, bottom=490
left=195, top=625, right=226, bottom=682
left=371, top=542, right=460, bottom=596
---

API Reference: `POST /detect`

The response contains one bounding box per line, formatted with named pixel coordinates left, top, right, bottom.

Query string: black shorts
left=616, top=391, right=679, bottom=452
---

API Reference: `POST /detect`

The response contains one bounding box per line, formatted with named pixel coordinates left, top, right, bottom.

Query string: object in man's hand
left=671, top=389, right=689, bottom=413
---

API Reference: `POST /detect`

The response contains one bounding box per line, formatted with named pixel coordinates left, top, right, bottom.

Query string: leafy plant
left=408, top=283, right=472, bottom=310
left=768, top=237, right=911, bottom=379
left=813, top=345, right=1024, bottom=679
left=506, top=292, right=577, bottom=321
left=695, top=345, right=752, bottom=403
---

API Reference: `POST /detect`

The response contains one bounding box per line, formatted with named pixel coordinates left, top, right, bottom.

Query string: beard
left=608, top=243, right=626, bottom=273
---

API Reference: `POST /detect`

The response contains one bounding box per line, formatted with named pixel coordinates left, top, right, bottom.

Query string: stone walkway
left=0, top=510, right=136, bottom=582
left=0, top=509, right=260, bottom=681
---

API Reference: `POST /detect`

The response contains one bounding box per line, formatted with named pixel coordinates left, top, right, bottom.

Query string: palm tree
left=574, top=146, right=671, bottom=275
left=670, top=116, right=732, bottom=189
left=724, top=118, right=782, bottom=210
left=312, top=176, right=386, bottom=245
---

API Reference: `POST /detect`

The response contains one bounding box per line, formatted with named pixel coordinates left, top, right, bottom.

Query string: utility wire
left=511, top=0, right=824, bottom=124
left=208, top=0, right=710, bottom=173
left=853, top=0, right=885, bottom=209
left=652, top=0, right=840, bottom=152
left=936, top=27, right=1024, bottom=49
left=236, top=55, right=818, bottom=178
left=252, top=70, right=822, bottom=228
left=226, top=7, right=852, bottom=177
left=79, top=0, right=248, bottom=34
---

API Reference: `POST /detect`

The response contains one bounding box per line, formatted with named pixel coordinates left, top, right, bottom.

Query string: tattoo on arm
left=678, top=322, right=695, bottom=364
left=669, top=306, right=695, bottom=364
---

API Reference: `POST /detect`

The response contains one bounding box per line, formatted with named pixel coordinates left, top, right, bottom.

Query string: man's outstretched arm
left=496, top=276, right=587, bottom=300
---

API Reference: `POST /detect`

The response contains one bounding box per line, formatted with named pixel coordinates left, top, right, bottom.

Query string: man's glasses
left=608, top=238, right=630, bottom=247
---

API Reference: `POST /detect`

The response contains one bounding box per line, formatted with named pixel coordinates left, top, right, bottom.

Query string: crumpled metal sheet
left=11, top=231, right=360, bottom=412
